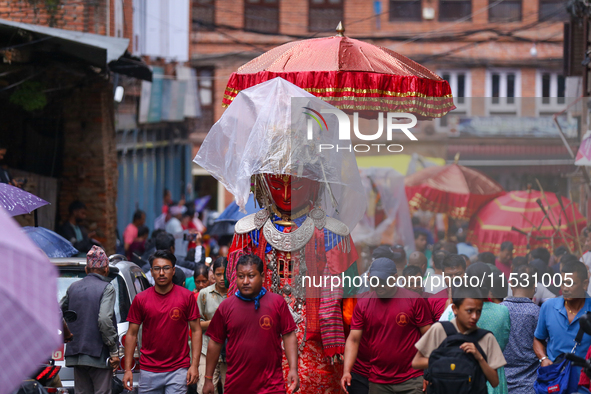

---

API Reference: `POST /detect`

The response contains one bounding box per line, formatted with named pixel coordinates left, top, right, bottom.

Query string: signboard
left=454, top=116, right=579, bottom=138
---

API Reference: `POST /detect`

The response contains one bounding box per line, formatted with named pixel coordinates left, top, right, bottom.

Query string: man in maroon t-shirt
left=123, top=250, right=202, bottom=392
left=203, top=254, right=299, bottom=394
left=342, top=258, right=433, bottom=394
left=427, top=254, right=466, bottom=321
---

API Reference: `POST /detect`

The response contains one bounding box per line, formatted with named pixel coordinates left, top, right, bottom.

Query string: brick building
left=0, top=0, right=150, bottom=253
left=190, top=0, right=577, bottom=205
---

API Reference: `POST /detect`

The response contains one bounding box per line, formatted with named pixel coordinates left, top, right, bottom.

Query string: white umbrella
left=0, top=206, right=61, bottom=393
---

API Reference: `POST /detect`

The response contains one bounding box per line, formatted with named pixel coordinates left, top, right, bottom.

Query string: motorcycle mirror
left=63, top=310, right=77, bottom=323
left=580, top=312, right=591, bottom=336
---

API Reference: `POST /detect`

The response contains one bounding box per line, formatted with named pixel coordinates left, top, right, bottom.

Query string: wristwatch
left=539, top=356, right=548, bottom=363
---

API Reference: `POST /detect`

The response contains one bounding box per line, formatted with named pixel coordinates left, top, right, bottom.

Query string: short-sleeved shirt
left=534, top=296, right=591, bottom=362
left=415, top=318, right=507, bottom=371
left=198, top=284, right=226, bottom=355
left=127, top=285, right=199, bottom=373
left=500, top=297, right=540, bottom=394
left=427, top=288, right=450, bottom=322
left=207, top=292, right=296, bottom=394
left=350, top=287, right=433, bottom=384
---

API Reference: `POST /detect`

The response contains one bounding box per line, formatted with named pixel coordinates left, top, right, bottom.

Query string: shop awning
left=0, top=18, right=152, bottom=81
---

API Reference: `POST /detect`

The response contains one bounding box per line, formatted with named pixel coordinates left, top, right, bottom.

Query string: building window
left=486, top=70, right=521, bottom=113
left=389, top=0, right=422, bottom=22
left=489, top=0, right=521, bottom=22
left=245, top=0, right=279, bottom=33
left=539, top=0, right=568, bottom=21
left=192, top=0, right=215, bottom=31
left=309, top=0, right=343, bottom=32
left=439, top=0, right=471, bottom=21
left=195, top=68, right=214, bottom=133
left=438, top=70, right=471, bottom=127
left=538, top=71, right=566, bottom=106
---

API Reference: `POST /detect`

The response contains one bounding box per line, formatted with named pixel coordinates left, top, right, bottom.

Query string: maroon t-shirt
left=427, top=288, right=450, bottom=321
left=351, top=287, right=433, bottom=384
left=127, top=285, right=199, bottom=373
left=207, top=292, right=296, bottom=394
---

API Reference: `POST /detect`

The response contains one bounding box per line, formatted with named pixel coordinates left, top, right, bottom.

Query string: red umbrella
left=467, top=190, right=587, bottom=256
left=223, top=25, right=455, bottom=120
left=404, top=163, right=505, bottom=220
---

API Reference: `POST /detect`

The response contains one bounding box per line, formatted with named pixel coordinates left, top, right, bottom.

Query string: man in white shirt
left=166, top=205, right=189, bottom=261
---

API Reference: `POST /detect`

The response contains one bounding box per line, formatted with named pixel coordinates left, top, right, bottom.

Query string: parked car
left=52, top=254, right=151, bottom=393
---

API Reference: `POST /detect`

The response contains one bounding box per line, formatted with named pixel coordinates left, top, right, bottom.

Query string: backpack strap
left=441, top=321, right=458, bottom=337
left=465, top=328, right=490, bottom=362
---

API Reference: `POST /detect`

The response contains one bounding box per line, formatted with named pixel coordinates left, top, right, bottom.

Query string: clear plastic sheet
left=194, top=77, right=367, bottom=231
left=352, top=167, right=415, bottom=250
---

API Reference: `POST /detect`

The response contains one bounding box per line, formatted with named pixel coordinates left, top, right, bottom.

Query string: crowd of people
left=58, top=201, right=591, bottom=394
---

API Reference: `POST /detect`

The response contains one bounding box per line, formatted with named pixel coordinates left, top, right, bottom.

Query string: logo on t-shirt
left=170, top=307, right=182, bottom=321
left=548, top=384, right=560, bottom=393
left=259, top=315, right=273, bottom=330
left=396, top=312, right=409, bottom=327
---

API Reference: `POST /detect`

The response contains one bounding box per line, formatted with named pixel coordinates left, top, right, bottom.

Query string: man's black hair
left=442, top=242, right=458, bottom=254
left=173, top=268, right=186, bottom=286
left=213, top=256, right=228, bottom=272
left=500, top=241, right=514, bottom=252
left=236, top=254, right=264, bottom=275
left=562, top=260, right=589, bottom=281
left=68, top=200, right=86, bottom=215
left=137, top=225, right=149, bottom=238
left=477, top=252, right=496, bottom=266
left=163, top=188, right=170, bottom=199
left=554, top=245, right=568, bottom=257
left=149, top=249, right=177, bottom=267
left=133, top=210, right=145, bottom=222
left=186, top=248, right=196, bottom=262
left=511, top=264, right=536, bottom=288
left=194, top=263, right=209, bottom=280
left=531, top=247, right=550, bottom=265
left=512, top=256, right=528, bottom=268
left=442, top=254, right=466, bottom=271
left=490, top=272, right=508, bottom=299
left=452, top=286, right=485, bottom=307
left=155, top=232, right=175, bottom=251
left=432, top=250, right=450, bottom=270
left=402, top=265, right=423, bottom=277
left=414, top=229, right=428, bottom=240
left=561, top=254, right=580, bottom=265
left=151, top=229, right=166, bottom=239
left=457, top=229, right=467, bottom=243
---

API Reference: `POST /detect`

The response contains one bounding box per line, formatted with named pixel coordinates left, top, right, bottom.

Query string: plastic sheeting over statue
left=194, top=77, right=366, bottom=393
left=193, top=77, right=365, bottom=232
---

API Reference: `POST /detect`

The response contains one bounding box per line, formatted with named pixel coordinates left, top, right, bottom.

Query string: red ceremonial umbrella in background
left=223, top=24, right=455, bottom=120
left=467, top=189, right=587, bottom=256
left=404, top=162, right=505, bottom=220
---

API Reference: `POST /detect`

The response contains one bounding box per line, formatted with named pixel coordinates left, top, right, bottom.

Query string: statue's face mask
left=264, top=174, right=320, bottom=214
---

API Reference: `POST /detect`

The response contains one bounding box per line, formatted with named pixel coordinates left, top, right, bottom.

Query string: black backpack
left=424, top=321, right=491, bottom=394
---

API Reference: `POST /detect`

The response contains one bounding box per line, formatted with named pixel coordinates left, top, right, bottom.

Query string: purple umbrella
left=0, top=206, right=61, bottom=393
left=0, top=183, right=49, bottom=216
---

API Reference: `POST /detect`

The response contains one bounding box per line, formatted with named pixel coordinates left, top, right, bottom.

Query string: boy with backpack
left=411, top=286, right=506, bottom=394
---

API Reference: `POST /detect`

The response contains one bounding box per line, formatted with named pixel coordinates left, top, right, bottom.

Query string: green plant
left=9, top=81, right=48, bottom=111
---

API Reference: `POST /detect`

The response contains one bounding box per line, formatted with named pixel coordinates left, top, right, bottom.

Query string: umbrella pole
left=34, top=210, right=38, bottom=227
left=536, top=179, right=572, bottom=254
left=570, top=191, right=584, bottom=256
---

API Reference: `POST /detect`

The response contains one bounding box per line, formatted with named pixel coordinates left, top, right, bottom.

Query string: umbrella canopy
left=405, top=163, right=505, bottom=220
left=0, top=207, right=61, bottom=393
left=223, top=29, right=455, bottom=119
left=22, top=226, right=79, bottom=258
left=208, top=194, right=261, bottom=236
left=0, top=183, right=49, bottom=216
left=467, top=190, right=587, bottom=256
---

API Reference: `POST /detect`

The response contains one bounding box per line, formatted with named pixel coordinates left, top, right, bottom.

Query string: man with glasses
left=123, top=250, right=203, bottom=393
